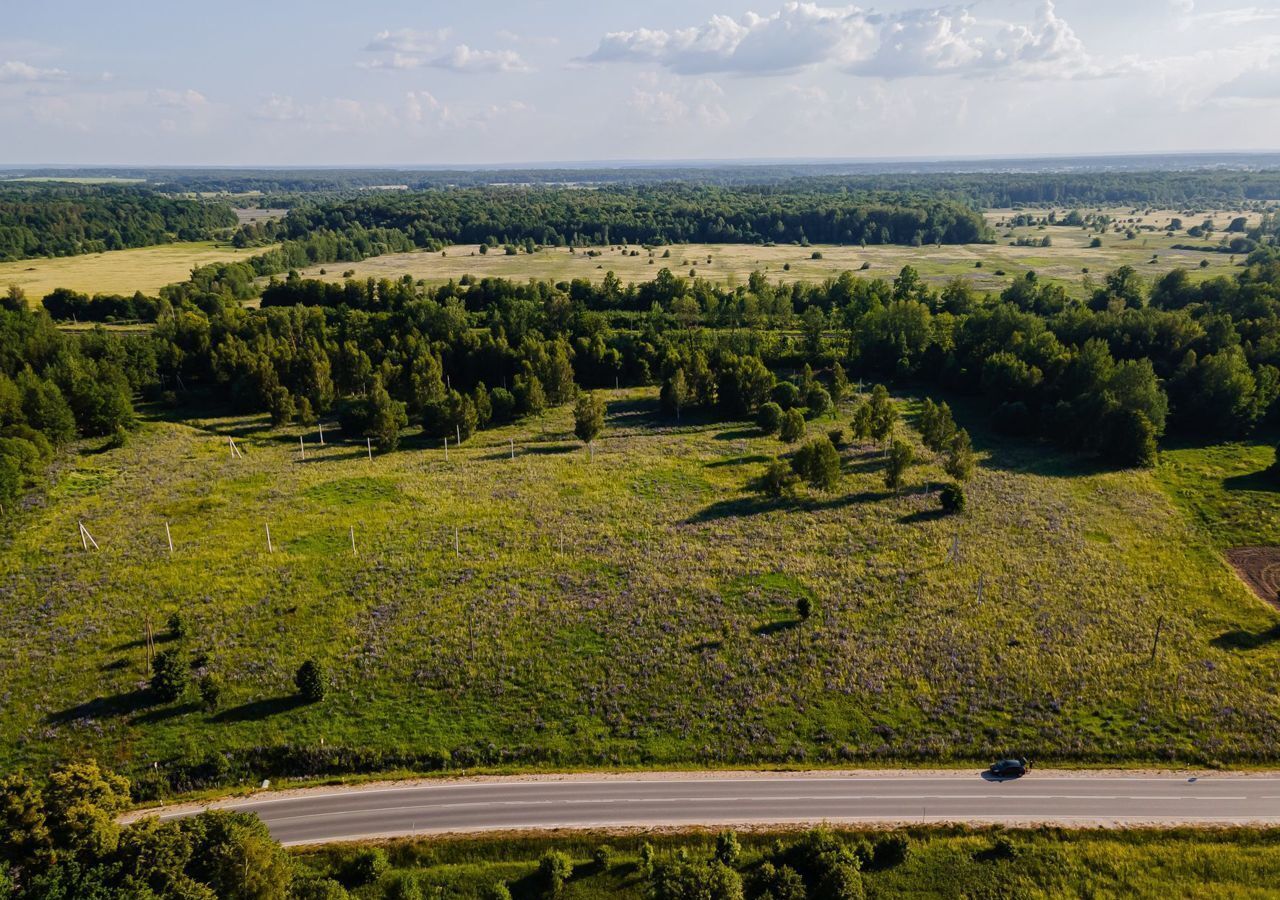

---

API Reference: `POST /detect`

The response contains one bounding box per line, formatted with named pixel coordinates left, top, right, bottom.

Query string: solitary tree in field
left=869, top=384, right=896, bottom=446
left=661, top=368, right=691, bottom=420
left=796, top=596, right=813, bottom=621
left=574, top=391, right=607, bottom=447
left=151, top=648, right=189, bottom=703
left=944, top=429, right=975, bottom=482
left=885, top=439, right=914, bottom=492
left=295, top=660, right=326, bottom=703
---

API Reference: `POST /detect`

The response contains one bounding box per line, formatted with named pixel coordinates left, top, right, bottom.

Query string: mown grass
left=296, top=826, right=1280, bottom=899
left=2, top=388, right=1279, bottom=785
left=0, top=240, right=274, bottom=299
left=289, top=218, right=1241, bottom=299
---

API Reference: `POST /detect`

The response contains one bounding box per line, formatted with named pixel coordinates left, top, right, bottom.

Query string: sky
left=1, top=0, right=1279, bottom=166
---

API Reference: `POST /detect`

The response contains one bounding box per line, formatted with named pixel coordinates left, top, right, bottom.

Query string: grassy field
left=0, top=209, right=1250, bottom=304
left=0, top=240, right=271, bottom=299
left=290, top=215, right=1245, bottom=297
left=2, top=387, right=1279, bottom=784
left=296, top=826, right=1280, bottom=898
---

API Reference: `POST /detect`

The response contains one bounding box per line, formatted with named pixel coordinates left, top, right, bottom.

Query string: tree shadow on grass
left=112, top=633, right=176, bottom=652
left=210, top=695, right=308, bottom=724
left=523, top=443, right=579, bottom=456
left=704, top=454, right=771, bottom=469
left=1224, top=470, right=1279, bottom=494
left=685, top=488, right=896, bottom=523
left=714, top=427, right=760, bottom=441
left=1211, top=622, right=1280, bottom=651
left=48, top=688, right=154, bottom=725
left=685, top=495, right=789, bottom=523
left=898, top=508, right=950, bottom=525
left=753, top=619, right=801, bottom=637
left=131, top=702, right=201, bottom=726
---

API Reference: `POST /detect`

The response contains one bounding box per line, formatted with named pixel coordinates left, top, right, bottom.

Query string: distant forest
left=0, top=184, right=237, bottom=261
left=8, top=161, right=1280, bottom=206
left=276, top=186, right=993, bottom=248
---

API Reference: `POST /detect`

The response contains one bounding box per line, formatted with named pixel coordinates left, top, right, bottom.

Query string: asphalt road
left=147, top=773, right=1280, bottom=845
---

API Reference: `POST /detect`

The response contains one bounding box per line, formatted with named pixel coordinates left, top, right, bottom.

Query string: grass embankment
left=3, top=387, right=1279, bottom=786
left=295, top=827, right=1280, bottom=898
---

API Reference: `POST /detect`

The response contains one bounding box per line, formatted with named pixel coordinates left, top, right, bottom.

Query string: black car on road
left=989, top=758, right=1029, bottom=778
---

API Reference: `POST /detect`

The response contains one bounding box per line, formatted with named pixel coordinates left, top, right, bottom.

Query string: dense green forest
left=271, top=186, right=993, bottom=248
left=0, top=185, right=237, bottom=261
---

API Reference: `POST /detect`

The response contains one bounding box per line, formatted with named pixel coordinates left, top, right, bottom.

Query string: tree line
left=274, top=185, right=994, bottom=249
left=6, top=244, right=1280, bottom=518
left=0, top=184, right=237, bottom=261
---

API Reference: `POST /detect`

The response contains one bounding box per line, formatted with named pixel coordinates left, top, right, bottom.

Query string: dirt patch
left=1226, top=547, right=1280, bottom=605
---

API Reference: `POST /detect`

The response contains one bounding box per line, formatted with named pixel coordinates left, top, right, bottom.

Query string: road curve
left=142, top=772, right=1280, bottom=845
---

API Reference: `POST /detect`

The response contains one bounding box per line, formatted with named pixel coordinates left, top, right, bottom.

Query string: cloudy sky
left=1, top=0, right=1278, bottom=166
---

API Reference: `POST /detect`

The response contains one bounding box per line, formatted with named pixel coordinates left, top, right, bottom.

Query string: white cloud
left=629, top=75, right=729, bottom=126
left=586, top=3, right=873, bottom=75
left=429, top=45, right=530, bottom=73
left=365, top=28, right=451, bottom=54
left=0, top=60, right=68, bottom=83
left=583, top=1, right=1101, bottom=79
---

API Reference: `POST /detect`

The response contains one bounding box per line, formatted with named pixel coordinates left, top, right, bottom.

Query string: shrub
left=939, top=483, right=965, bottom=514
left=779, top=408, right=806, bottom=443
left=827, top=427, right=847, bottom=449
left=640, top=842, right=656, bottom=876
left=757, top=401, right=783, bottom=434
left=167, top=612, right=186, bottom=641
left=884, top=439, right=914, bottom=492
left=715, top=830, right=742, bottom=866
left=489, top=387, right=516, bottom=423
left=759, top=459, right=799, bottom=499
left=198, top=674, right=223, bottom=712
left=791, top=436, right=842, bottom=491
left=797, top=596, right=813, bottom=621
left=944, top=428, right=975, bottom=481
left=804, top=384, right=831, bottom=418
left=811, top=251, right=824, bottom=260
left=481, top=883, right=512, bottom=900
left=539, top=850, right=573, bottom=894
left=651, top=860, right=743, bottom=900
left=384, top=872, right=424, bottom=900
left=870, top=834, right=911, bottom=870
left=771, top=381, right=802, bottom=410
left=295, top=660, right=326, bottom=703
left=593, top=844, right=614, bottom=870
left=752, top=863, right=806, bottom=900
left=343, top=848, right=389, bottom=887
left=151, top=648, right=189, bottom=703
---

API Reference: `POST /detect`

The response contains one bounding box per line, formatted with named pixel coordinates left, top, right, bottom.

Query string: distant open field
left=0, top=208, right=1254, bottom=304
left=293, top=216, right=1245, bottom=297
left=3, top=388, right=1279, bottom=785
left=0, top=240, right=273, bottom=299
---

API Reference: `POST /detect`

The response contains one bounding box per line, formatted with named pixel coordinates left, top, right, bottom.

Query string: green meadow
left=3, top=387, right=1279, bottom=786
left=296, top=826, right=1280, bottom=899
